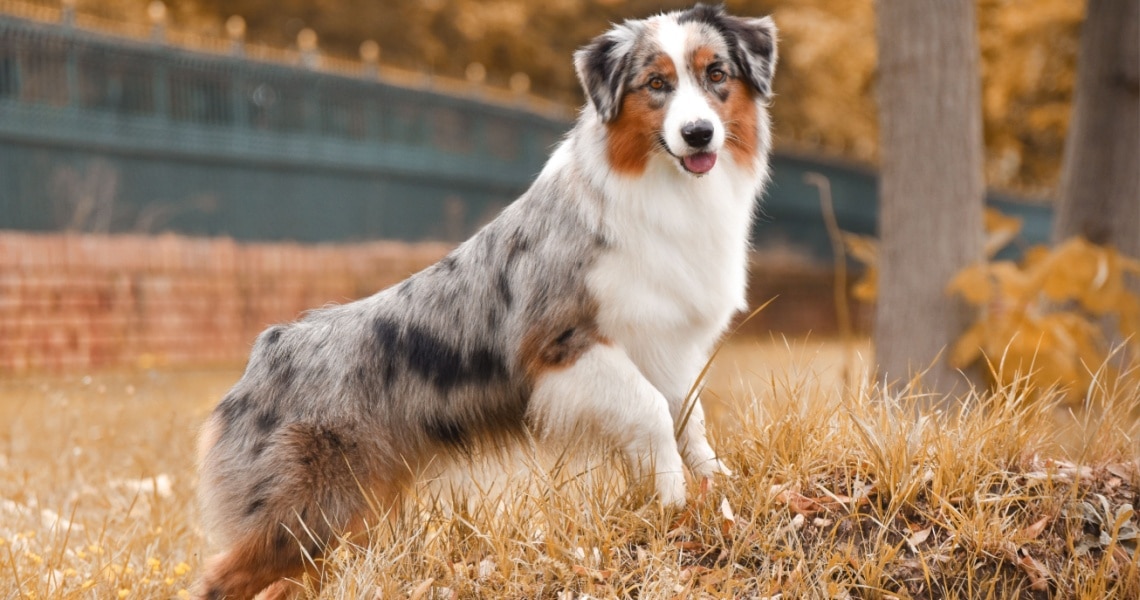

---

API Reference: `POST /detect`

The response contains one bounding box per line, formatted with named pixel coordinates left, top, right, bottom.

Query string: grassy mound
left=0, top=341, right=1136, bottom=598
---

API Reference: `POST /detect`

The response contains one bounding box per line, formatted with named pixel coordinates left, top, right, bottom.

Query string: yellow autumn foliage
left=946, top=234, right=1140, bottom=401
left=848, top=209, right=1140, bottom=401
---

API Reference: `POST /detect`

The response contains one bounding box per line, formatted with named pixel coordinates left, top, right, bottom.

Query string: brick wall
left=0, top=232, right=867, bottom=373
left=741, top=261, right=873, bottom=338
left=0, top=232, right=451, bottom=372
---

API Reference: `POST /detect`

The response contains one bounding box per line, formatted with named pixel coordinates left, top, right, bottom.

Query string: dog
left=194, top=4, right=776, bottom=598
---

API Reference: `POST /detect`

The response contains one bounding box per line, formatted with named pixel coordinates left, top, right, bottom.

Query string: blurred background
left=0, top=0, right=1091, bottom=373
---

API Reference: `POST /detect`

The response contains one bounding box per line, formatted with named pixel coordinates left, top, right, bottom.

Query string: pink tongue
left=683, top=152, right=717, bottom=174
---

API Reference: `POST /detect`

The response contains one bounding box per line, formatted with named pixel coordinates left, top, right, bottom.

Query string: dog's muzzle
left=679, top=120, right=718, bottom=175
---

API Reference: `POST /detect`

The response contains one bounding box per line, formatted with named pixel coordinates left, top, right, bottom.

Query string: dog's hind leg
left=196, top=422, right=392, bottom=600
left=197, top=537, right=297, bottom=600
left=527, top=343, right=687, bottom=507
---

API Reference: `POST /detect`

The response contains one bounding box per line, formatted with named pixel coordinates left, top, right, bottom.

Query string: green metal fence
left=0, top=11, right=1051, bottom=256
left=0, top=13, right=567, bottom=242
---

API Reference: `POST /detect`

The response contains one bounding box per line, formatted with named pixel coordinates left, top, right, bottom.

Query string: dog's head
left=574, top=4, right=777, bottom=177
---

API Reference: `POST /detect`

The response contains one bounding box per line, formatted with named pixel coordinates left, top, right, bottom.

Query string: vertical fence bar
left=153, top=58, right=168, bottom=118
left=9, top=29, right=24, bottom=101
left=65, top=37, right=78, bottom=109
left=231, top=62, right=248, bottom=129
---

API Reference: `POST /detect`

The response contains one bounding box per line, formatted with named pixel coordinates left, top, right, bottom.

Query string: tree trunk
left=874, top=0, right=985, bottom=401
left=1054, top=0, right=1139, bottom=259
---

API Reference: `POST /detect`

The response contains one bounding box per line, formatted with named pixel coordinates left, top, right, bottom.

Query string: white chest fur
left=586, top=155, right=761, bottom=383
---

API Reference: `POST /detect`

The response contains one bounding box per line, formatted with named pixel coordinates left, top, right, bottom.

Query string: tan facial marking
left=605, top=53, right=676, bottom=176
left=690, top=46, right=717, bottom=76
left=721, top=77, right=759, bottom=166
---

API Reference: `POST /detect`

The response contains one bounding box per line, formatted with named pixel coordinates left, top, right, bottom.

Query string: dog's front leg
left=643, top=354, right=732, bottom=480
left=527, top=343, right=687, bottom=507
left=675, top=396, right=732, bottom=479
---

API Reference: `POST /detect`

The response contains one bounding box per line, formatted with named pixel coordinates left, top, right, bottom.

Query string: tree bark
left=874, top=0, right=985, bottom=400
left=1054, top=0, right=1139, bottom=259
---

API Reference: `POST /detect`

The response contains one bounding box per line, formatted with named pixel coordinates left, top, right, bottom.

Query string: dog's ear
left=721, top=14, right=778, bottom=98
left=574, top=23, right=639, bottom=123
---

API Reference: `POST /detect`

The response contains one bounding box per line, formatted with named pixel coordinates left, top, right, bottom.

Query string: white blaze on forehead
left=652, top=16, right=725, bottom=161
left=652, top=17, right=692, bottom=80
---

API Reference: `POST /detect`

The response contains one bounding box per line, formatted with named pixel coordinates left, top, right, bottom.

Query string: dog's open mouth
left=681, top=152, right=717, bottom=175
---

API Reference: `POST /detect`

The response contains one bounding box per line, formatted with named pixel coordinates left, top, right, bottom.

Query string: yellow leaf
left=1041, top=238, right=1100, bottom=301
left=1021, top=245, right=1052, bottom=269
left=1077, top=247, right=1126, bottom=315
left=983, top=207, right=1022, bottom=257
left=950, top=321, right=988, bottom=368
left=947, top=264, right=992, bottom=305
left=990, top=262, right=1033, bottom=304
left=1116, top=293, right=1140, bottom=341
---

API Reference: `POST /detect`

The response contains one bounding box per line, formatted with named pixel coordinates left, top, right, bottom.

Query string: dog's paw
left=656, top=470, right=688, bottom=509
left=690, top=456, right=732, bottom=480
left=707, top=458, right=733, bottom=478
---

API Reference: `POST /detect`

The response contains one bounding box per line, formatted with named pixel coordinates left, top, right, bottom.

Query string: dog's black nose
left=681, top=120, right=714, bottom=147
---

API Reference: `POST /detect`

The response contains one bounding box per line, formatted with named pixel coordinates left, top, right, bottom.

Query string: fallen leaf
left=1018, top=516, right=1050, bottom=540
left=1017, top=550, right=1051, bottom=591
left=720, top=496, right=736, bottom=535
left=906, top=527, right=932, bottom=553
left=775, top=489, right=824, bottom=517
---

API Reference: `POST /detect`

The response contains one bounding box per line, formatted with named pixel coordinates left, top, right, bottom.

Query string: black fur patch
left=439, top=255, right=458, bottom=272
left=274, top=527, right=293, bottom=551
left=540, top=327, right=593, bottom=366
left=504, top=228, right=532, bottom=268
left=320, top=428, right=345, bottom=451
left=255, top=409, right=281, bottom=433
left=264, top=326, right=284, bottom=345
left=371, top=318, right=509, bottom=394
left=217, top=392, right=252, bottom=421
left=424, top=415, right=467, bottom=447
left=380, top=355, right=397, bottom=390
left=267, top=349, right=295, bottom=385
left=554, top=327, right=576, bottom=345
left=497, top=271, right=514, bottom=307
left=245, top=496, right=266, bottom=516
left=245, top=477, right=273, bottom=515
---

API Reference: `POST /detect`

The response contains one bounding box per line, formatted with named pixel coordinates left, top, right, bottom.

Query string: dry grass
left=1, top=338, right=1137, bottom=599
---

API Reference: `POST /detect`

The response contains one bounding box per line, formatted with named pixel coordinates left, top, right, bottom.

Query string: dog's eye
left=708, top=68, right=726, bottom=83
left=648, top=76, right=665, bottom=90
